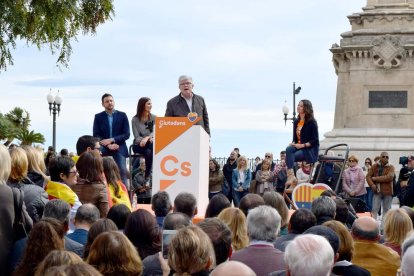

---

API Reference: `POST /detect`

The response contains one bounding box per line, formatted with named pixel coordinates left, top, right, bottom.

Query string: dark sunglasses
left=265, top=155, right=271, bottom=158
left=349, top=159, right=356, bottom=162
left=382, top=156, right=389, bottom=159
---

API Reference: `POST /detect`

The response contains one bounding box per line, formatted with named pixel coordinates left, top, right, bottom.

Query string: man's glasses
left=382, top=156, right=389, bottom=159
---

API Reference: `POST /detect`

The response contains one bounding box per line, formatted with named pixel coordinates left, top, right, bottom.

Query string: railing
left=213, top=157, right=281, bottom=171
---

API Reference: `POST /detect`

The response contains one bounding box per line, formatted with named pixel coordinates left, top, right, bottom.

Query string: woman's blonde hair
left=9, top=147, right=28, bottom=182
left=263, top=191, right=289, bottom=228
left=22, top=145, right=48, bottom=179
left=323, top=220, right=354, bottom=261
left=348, top=154, right=359, bottom=163
left=237, top=156, right=248, bottom=170
left=384, top=208, right=413, bottom=246
left=0, top=144, right=11, bottom=185
left=35, top=250, right=83, bottom=276
left=168, top=226, right=215, bottom=275
left=261, top=159, right=271, bottom=171
left=218, top=207, right=249, bottom=251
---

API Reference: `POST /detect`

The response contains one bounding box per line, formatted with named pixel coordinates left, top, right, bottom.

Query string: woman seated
left=296, top=162, right=311, bottom=184
left=102, top=157, right=131, bottom=210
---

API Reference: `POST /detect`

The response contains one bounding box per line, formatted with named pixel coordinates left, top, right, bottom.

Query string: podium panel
left=153, top=117, right=209, bottom=216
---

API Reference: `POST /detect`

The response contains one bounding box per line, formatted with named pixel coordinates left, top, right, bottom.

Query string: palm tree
left=16, top=129, right=45, bottom=146
left=0, top=113, right=19, bottom=146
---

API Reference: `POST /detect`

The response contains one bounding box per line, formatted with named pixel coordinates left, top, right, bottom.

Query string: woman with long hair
left=87, top=231, right=143, bottom=276
left=362, top=157, right=373, bottom=211
left=255, top=159, right=274, bottom=196
left=217, top=207, right=249, bottom=251
left=75, top=151, right=109, bottom=218
left=102, top=157, right=131, bottom=210
left=231, top=156, right=252, bottom=207
left=383, top=208, right=413, bottom=256
left=83, top=218, right=118, bottom=259
left=209, top=159, right=224, bottom=200
left=285, top=99, right=319, bottom=187
left=22, top=146, right=49, bottom=188
left=124, top=209, right=161, bottom=260
left=35, top=250, right=83, bottom=276
left=205, top=193, right=231, bottom=218
left=131, top=97, right=156, bottom=183
left=263, top=191, right=289, bottom=236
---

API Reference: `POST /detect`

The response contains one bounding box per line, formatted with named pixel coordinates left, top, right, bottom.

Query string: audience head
left=76, top=151, right=104, bottom=183
left=210, top=261, right=256, bottom=276
left=87, top=231, right=143, bottom=276
left=174, top=192, right=198, bottom=218
left=311, top=196, right=336, bottom=223
left=43, top=199, right=71, bottom=231
left=320, top=189, right=337, bottom=198
left=22, top=145, right=47, bottom=176
left=205, top=193, right=231, bottom=218
left=106, top=204, right=131, bottom=230
left=83, top=218, right=118, bottom=259
left=304, top=225, right=340, bottom=256
left=151, top=191, right=172, bottom=217
left=323, top=220, right=354, bottom=262
left=237, top=155, right=248, bottom=170
left=169, top=226, right=215, bottom=274
left=333, top=198, right=349, bottom=225
left=35, top=250, right=83, bottom=276
left=163, top=212, right=192, bottom=230
left=402, top=232, right=414, bottom=256
left=402, top=247, right=414, bottom=276
left=8, top=147, right=28, bottom=182
left=401, top=206, right=414, bottom=227
left=74, top=203, right=100, bottom=229
left=14, top=218, right=65, bottom=276
left=209, top=158, right=220, bottom=172
left=351, top=216, right=380, bottom=241
left=263, top=191, right=289, bottom=229
left=43, top=263, right=102, bottom=276
left=384, top=208, right=413, bottom=246
left=239, top=193, right=265, bottom=217
left=198, top=218, right=232, bottom=265
left=76, top=135, right=100, bottom=155
left=218, top=207, right=249, bottom=251
left=48, top=156, right=77, bottom=185
left=288, top=208, right=317, bottom=234
left=102, top=156, right=122, bottom=197
left=124, top=209, right=161, bottom=259
left=0, top=144, right=11, bottom=185
left=247, top=205, right=281, bottom=242
left=285, top=234, right=334, bottom=276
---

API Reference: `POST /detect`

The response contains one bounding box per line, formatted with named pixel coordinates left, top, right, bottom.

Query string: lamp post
left=46, top=90, right=63, bottom=152
left=282, top=82, right=301, bottom=125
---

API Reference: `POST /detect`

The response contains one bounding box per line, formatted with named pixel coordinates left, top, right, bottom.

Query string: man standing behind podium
left=93, top=93, right=130, bottom=185
left=165, top=75, right=210, bottom=135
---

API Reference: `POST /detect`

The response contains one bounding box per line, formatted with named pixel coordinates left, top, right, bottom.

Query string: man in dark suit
left=93, top=93, right=130, bottom=185
left=67, top=203, right=100, bottom=245
left=165, top=75, right=210, bottom=135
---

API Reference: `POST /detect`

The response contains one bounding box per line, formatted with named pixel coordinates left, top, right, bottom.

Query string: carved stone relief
left=371, top=35, right=405, bottom=69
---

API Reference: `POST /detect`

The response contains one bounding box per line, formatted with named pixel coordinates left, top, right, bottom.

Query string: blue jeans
left=232, top=189, right=248, bottom=207
left=372, top=193, right=393, bottom=220
left=286, top=145, right=306, bottom=169
left=365, top=188, right=373, bottom=211
left=112, top=152, right=128, bottom=186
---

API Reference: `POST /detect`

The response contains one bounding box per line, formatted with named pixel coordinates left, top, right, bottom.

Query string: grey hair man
left=173, top=192, right=198, bottom=219
left=165, top=75, right=210, bottom=135
left=211, top=261, right=256, bottom=276
left=283, top=234, right=334, bottom=276
left=401, top=246, right=414, bottom=276
left=67, top=203, right=100, bottom=245
left=198, top=218, right=232, bottom=265
left=351, top=216, right=400, bottom=275
left=230, top=205, right=285, bottom=275
left=311, top=196, right=336, bottom=225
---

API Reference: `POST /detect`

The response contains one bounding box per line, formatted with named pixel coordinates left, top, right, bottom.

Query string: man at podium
left=165, top=75, right=210, bottom=135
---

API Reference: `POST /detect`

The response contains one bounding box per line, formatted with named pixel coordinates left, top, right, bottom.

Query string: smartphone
left=162, top=230, right=177, bottom=259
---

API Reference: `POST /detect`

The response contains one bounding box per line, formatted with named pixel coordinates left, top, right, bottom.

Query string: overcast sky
left=0, top=0, right=366, bottom=158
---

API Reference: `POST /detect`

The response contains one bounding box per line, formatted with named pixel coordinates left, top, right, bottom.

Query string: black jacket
left=292, top=118, right=319, bottom=164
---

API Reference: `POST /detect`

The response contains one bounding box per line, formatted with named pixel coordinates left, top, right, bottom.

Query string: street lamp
left=282, top=82, right=301, bottom=125
left=46, top=89, right=63, bottom=152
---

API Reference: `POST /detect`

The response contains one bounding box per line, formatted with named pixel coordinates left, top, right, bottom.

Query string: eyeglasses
left=349, top=160, right=356, bottom=162
left=365, top=161, right=370, bottom=164
left=381, top=156, right=389, bottom=159
left=179, top=82, right=192, bottom=86
left=265, top=155, right=271, bottom=158
left=68, top=170, right=78, bottom=175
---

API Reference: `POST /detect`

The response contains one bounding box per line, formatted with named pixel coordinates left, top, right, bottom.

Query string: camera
left=145, top=120, right=154, bottom=132
left=400, top=155, right=414, bottom=166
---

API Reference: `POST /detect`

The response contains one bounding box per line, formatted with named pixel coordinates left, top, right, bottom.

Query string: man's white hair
left=285, top=234, right=334, bottom=276
left=178, top=75, right=193, bottom=84
left=402, top=246, right=414, bottom=276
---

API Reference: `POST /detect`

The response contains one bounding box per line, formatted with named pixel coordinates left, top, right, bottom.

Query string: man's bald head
left=351, top=216, right=380, bottom=241
left=210, top=261, right=256, bottom=276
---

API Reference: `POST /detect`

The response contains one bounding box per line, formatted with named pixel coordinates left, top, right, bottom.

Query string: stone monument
left=321, top=0, right=414, bottom=165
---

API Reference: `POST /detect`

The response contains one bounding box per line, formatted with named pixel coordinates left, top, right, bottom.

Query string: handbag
left=12, top=188, right=29, bottom=241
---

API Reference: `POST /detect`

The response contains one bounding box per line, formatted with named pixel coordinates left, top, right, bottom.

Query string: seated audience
left=402, top=232, right=414, bottom=256
left=74, top=135, right=101, bottom=163
left=75, top=151, right=109, bottom=218
left=351, top=216, right=400, bottom=276
left=102, top=156, right=131, bottom=209
left=218, top=207, right=249, bottom=251
left=311, top=196, right=336, bottom=225
left=238, top=193, right=265, bottom=217
left=205, top=193, right=231, bottom=218
left=198, top=218, right=232, bottom=265
left=263, top=191, right=289, bottom=235
left=34, top=250, right=83, bottom=276
left=173, top=192, right=198, bottom=219
left=43, top=263, right=102, bottom=276
left=67, top=203, right=100, bottom=246
left=87, top=231, right=143, bottom=276
left=274, top=208, right=316, bottom=252
left=132, top=157, right=152, bottom=204
left=401, top=246, right=414, bottom=276
left=13, top=218, right=65, bottom=276
left=168, top=226, right=216, bottom=275
left=296, top=161, right=311, bottom=184
left=22, top=145, right=49, bottom=188
left=124, top=209, right=161, bottom=260
left=210, top=261, right=256, bottom=276
left=83, top=218, right=118, bottom=259
left=323, top=220, right=370, bottom=276
left=400, top=205, right=414, bottom=227
left=383, top=208, right=413, bottom=256
left=209, top=158, right=224, bottom=200
left=106, top=203, right=131, bottom=231
left=334, top=197, right=356, bottom=229
left=303, top=225, right=340, bottom=259
left=230, top=205, right=285, bottom=276
left=151, top=191, right=172, bottom=229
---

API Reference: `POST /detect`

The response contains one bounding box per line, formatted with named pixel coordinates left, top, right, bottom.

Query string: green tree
left=16, top=129, right=45, bottom=145
left=0, top=113, right=19, bottom=145
left=0, top=0, right=115, bottom=71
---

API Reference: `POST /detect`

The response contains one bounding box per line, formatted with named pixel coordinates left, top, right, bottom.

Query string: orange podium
left=152, top=117, right=210, bottom=216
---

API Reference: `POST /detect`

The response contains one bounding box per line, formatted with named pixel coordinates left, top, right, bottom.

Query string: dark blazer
left=165, top=93, right=210, bottom=135
left=93, top=110, right=130, bottom=157
left=293, top=118, right=319, bottom=163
